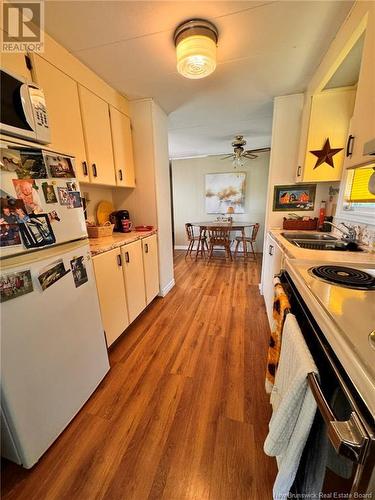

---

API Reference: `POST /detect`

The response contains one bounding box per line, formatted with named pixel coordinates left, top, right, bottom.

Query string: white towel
left=264, top=313, right=318, bottom=499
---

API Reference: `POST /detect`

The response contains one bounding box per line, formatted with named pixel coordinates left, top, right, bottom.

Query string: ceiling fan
left=222, top=135, right=270, bottom=168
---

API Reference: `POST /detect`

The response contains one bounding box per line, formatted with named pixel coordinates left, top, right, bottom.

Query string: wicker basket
left=283, top=217, right=318, bottom=230
left=87, top=223, right=114, bottom=238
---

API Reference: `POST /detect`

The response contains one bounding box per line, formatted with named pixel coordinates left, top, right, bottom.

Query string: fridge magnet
left=12, top=179, right=43, bottom=214
left=66, top=181, right=78, bottom=192
left=38, top=260, right=70, bottom=291
left=0, top=270, right=34, bottom=303
left=273, top=184, right=316, bottom=211
left=41, top=182, right=58, bottom=204
left=48, top=210, right=61, bottom=223
left=18, top=213, right=56, bottom=249
left=70, top=256, right=88, bottom=288
left=44, top=152, right=76, bottom=178
left=57, top=187, right=70, bottom=206
left=67, top=192, right=82, bottom=209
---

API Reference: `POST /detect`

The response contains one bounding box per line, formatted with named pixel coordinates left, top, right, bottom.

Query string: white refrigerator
left=0, top=142, right=110, bottom=468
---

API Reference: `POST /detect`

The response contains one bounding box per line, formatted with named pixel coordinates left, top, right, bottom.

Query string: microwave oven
left=0, top=68, right=51, bottom=144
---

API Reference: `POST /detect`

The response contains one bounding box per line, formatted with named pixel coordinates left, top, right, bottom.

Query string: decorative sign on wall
left=310, top=138, right=343, bottom=170
left=273, top=184, right=316, bottom=211
left=205, top=172, right=246, bottom=214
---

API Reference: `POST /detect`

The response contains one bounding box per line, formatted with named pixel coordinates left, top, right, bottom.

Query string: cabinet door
left=78, top=85, right=116, bottom=186
left=142, top=234, right=159, bottom=304
left=262, top=235, right=283, bottom=328
left=121, top=240, right=146, bottom=323
left=92, top=248, right=129, bottom=347
left=32, top=55, right=89, bottom=182
left=109, top=106, right=136, bottom=187
left=299, top=89, right=355, bottom=182
left=344, top=7, right=375, bottom=168
left=1, top=53, right=32, bottom=80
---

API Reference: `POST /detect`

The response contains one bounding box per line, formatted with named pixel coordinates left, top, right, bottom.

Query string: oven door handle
left=307, top=372, right=369, bottom=464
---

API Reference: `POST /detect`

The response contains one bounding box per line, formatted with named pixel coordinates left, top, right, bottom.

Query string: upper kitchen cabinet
left=78, top=85, right=116, bottom=186
left=344, top=6, right=375, bottom=169
left=1, top=53, right=32, bottom=80
left=109, top=105, right=136, bottom=188
left=31, top=55, right=89, bottom=182
left=296, top=88, right=356, bottom=183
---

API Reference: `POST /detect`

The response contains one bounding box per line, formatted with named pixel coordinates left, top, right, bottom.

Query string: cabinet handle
left=92, top=163, right=98, bottom=177
left=346, top=134, right=355, bottom=157
left=269, top=245, right=274, bottom=256
left=125, top=251, right=129, bottom=263
left=117, top=254, right=122, bottom=266
left=145, top=243, right=149, bottom=254
left=296, top=165, right=302, bottom=177
left=119, top=169, right=123, bottom=181
left=82, top=161, right=88, bottom=176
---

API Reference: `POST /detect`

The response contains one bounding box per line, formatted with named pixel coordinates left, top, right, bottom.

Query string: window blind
left=346, top=166, right=375, bottom=203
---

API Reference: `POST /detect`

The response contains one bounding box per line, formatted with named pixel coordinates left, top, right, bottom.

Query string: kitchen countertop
left=269, top=228, right=375, bottom=264
left=89, top=230, right=157, bottom=256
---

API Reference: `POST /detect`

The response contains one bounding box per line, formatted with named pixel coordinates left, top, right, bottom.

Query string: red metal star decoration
left=310, top=138, right=343, bottom=169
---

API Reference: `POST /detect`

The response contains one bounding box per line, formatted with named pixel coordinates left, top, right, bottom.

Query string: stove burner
left=308, top=265, right=375, bottom=290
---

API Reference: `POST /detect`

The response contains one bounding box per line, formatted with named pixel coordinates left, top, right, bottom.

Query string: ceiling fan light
left=174, top=20, right=218, bottom=80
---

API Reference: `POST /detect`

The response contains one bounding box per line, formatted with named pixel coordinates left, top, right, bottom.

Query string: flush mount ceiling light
left=174, top=19, right=218, bottom=79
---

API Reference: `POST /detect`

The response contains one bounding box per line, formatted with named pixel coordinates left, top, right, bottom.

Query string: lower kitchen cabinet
left=121, top=240, right=147, bottom=323
left=142, top=234, right=159, bottom=305
left=92, top=248, right=129, bottom=347
left=262, top=233, right=284, bottom=327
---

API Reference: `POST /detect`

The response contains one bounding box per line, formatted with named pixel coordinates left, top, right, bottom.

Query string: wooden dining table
left=191, top=221, right=257, bottom=260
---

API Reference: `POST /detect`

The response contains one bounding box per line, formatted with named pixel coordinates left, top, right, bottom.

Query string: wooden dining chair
left=234, top=223, right=260, bottom=260
left=185, top=223, right=208, bottom=258
left=207, top=226, right=232, bottom=262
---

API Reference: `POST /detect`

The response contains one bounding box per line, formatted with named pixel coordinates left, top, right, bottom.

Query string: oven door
left=0, top=69, right=37, bottom=141
left=281, top=271, right=375, bottom=495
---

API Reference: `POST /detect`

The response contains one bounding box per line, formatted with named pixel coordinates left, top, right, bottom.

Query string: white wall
left=171, top=154, right=270, bottom=252
left=80, top=184, right=114, bottom=222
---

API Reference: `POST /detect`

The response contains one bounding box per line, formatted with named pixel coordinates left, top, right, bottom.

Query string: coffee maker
left=110, top=210, right=130, bottom=232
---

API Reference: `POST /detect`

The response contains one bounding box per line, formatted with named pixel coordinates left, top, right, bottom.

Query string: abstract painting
left=205, top=173, right=246, bottom=214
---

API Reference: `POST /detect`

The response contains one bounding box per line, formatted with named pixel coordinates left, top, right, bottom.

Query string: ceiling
left=43, top=1, right=354, bottom=158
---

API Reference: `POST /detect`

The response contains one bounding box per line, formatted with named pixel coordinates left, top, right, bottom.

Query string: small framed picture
left=273, top=184, right=316, bottom=211
left=42, top=182, right=58, bottom=204
left=18, top=213, right=56, bottom=249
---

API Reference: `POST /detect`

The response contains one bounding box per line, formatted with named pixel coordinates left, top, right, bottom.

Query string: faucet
left=324, top=221, right=357, bottom=241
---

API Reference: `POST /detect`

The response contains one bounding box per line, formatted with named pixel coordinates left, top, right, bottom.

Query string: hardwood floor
left=1, top=252, right=277, bottom=500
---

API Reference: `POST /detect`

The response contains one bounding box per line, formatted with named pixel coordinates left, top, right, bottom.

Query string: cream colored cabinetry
left=296, top=88, right=355, bottom=182
left=109, top=106, right=135, bottom=187
left=1, top=53, right=32, bottom=80
left=92, top=248, right=129, bottom=347
left=78, top=85, right=116, bottom=186
left=262, top=233, right=283, bottom=328
left=31, top=55, right=89, bottom=182
left=121, top=240, right=147, bottom=323
left=344, top=6, right=375, bottom=168
left=142, top=234, right=159, bottom=305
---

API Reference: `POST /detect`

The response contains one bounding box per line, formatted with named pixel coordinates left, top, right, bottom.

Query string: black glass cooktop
left=308, top=265, right=375, bottom=290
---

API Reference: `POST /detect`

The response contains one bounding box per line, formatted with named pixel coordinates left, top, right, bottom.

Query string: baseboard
left=159, top=278, right=175, bottom=297
left=174, top=245, right=189, bottom=250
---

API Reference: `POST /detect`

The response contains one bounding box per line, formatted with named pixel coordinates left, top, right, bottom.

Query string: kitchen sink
left=281, top=232, right=338, bottom=241
left=288, top=239, right=363, bottom=252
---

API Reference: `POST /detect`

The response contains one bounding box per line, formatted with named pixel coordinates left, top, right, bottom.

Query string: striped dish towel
left=265, top=278, right=291, bottom=394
